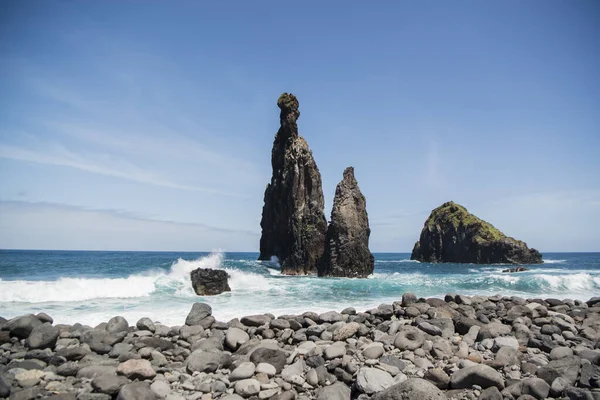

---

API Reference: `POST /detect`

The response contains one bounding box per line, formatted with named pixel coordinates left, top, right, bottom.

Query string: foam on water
left=1, top=251, right=599, bottom=326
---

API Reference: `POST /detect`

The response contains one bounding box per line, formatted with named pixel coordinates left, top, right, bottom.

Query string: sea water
left=0, top=250, right=598, bottom=326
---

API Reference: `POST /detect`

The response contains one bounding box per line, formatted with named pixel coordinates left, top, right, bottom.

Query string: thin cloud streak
left=0, top=143, right=246, bottom=197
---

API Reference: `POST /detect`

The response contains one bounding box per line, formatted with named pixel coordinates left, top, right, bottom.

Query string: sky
left=0, top=2, right=599, bottom=252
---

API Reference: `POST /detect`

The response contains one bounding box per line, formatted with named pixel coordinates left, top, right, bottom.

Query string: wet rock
left=190, top=267, right=231, bottom=295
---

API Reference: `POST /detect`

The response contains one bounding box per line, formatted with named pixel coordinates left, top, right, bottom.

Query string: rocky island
left=1, top=294, right=599, bottom=399
left=258, top=93, right=327, bottom=275
left=318, top=167, right=374, bottom=278
left=411, top=201, right=543, bottom=264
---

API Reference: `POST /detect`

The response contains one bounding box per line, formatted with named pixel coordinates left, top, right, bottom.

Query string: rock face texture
left=318, top=167, right=374, bottom=277
left=190, top=268, right=231, bottom=296
left=258, top=93, right=327, bottom=275
left=411, top=201, right=542, bottom=264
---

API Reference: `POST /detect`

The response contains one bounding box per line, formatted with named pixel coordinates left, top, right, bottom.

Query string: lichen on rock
left=411, top=201, right=542, bottom=264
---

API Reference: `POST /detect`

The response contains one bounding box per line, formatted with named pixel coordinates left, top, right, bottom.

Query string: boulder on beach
left=258, top=93, right=328, bottom=275
left=190, top=267, right=231, bottom=295
left=318, top=167, right=374, bottom=278
left=411, top=201, right=542, bottom=264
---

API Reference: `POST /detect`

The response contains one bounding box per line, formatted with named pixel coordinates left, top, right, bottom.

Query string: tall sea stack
left=318, top=167, right=374, bottom=278
left=411, top=201, right=542, bottom=264
left=258, top=93, right=327, bottom=275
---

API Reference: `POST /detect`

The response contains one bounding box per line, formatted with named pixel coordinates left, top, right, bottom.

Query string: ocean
left=0, top=250, right=598, bottom=327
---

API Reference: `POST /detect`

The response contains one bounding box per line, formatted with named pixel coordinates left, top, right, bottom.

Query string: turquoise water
left=0, top=250, right=599, bottom=326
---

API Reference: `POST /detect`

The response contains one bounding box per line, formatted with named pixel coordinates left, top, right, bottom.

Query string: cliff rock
left=258, top=93, right=327, bottom=275
left=411, top=201, right=542, bottom=264
left=318, top=167, right=374, bottom=277
left=190, top=268, right=231, bottom=296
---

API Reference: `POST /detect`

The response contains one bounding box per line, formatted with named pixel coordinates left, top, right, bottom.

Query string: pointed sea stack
left=318, top=167, right=374, bottom=277
left=258, top=93, right=327, bottom=275
left=411, top=201, right=542, bottom=264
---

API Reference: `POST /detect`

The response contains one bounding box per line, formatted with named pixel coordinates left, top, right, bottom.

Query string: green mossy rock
left=411, top=201, right=542, bottom=264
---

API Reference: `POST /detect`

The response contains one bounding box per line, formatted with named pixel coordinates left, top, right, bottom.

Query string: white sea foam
left=0, top=275, right=158, bottom=303
left=0, top=251, right=271, bottom=303
left=543, top=259, right=566, bottom=264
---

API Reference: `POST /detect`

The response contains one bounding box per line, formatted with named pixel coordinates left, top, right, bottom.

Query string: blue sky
left=0, top=2, right=598, bottom=252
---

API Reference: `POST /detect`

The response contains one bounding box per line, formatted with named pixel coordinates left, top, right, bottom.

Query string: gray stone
left=77, top=365, right=117, bottom=379
left=402, top=293, right=418, bottom=307
left=250, top=347, right=287, bottom=373
left=394, top=326, right=425, bottom=350
left=356, top=367, right=395, bottom=394
left=477, top=323, right=511, bottom=340
left=372, top=378, right=447, bottom=400
left=92, top=375, right=129, bottom=395
left=25, top=322, right=59, bottom=349
left=150, top=380, right=171, bottom=398
left=240, top=314, right=271, bottom=327
left=136, top=318, right=155, bottom=332
left=550, top=346, right=574, bottom=360
left=319, top=311, right=343, bottom=323
left=106, top=316, right=129, bottom=333
left=234, top=378, right=261, bottom=397
left=332, top=322, right=360, bottom=341
left=492, top=336, right=519, bottom=351
left=521, top=377, right=550, bottom=399
left=226, top=327, right=250, bottom=350
left=15, top=369, right=45, bottom=387
left=116, top=359, right=156, bottom=380
left=536, top=355, right=581, bottom=385
left=450, top=364, right=505, bottom=389
left=256, top=362, right=276, bottom=376
left=270, top=319, right=290, bottom=330
left=117, top=382, right=157, bottom=400
left=362, top=343, right=384, bottom=359
left=423, top=368, right=450, bottom=389
left=325, top=342, right=347, bottom=359
left=0, top=374, right=10, bottom=398
left=316, top=382, right=351, bottom=400
left=478, top=386, right=502, bottom=400
left=230, top=361, right=256, bottom=381
left=185, top=349, right=232, bottom=373
left=3, top=314, right=42, bottom=339
left=417, top=321, right=442, bottom=336
left=185, top=303, right=212, bottom=326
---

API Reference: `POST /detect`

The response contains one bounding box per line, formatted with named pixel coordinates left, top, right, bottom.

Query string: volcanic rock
left=411, top=201, right=542, bottom=264
left=318, top=167, right=374, bottom=278
left=190, top=268, right=231, bottom=295
left=258, top=93, right=327, bottom=275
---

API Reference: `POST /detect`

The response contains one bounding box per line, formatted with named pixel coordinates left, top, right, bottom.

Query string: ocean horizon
left=1, top=250, right=598, bottom=327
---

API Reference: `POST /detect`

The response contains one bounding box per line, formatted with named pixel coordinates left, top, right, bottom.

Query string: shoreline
left=1, top=293, right=599, bottom=399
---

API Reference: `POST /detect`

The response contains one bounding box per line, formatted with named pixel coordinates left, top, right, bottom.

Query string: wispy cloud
left=0, top=143, right=244, bottom=196
left=0, top=200, right=259, bottom=237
